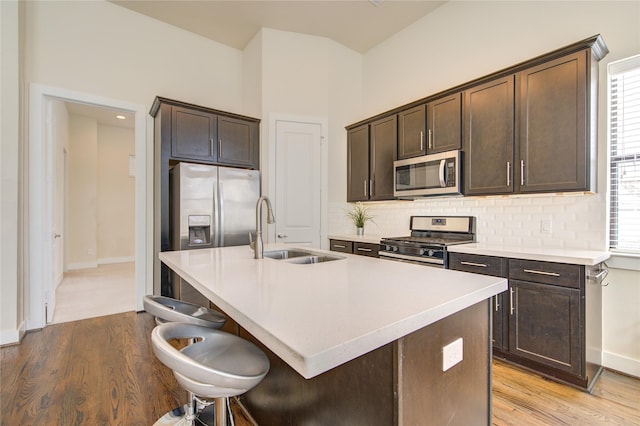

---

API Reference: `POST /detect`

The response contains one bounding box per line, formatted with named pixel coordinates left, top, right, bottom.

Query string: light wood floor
left=2, top=312, right=638, bottom=425
left=52, top=262, right=135, bottom=324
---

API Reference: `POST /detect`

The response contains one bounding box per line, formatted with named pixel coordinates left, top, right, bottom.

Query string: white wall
left=67, top=114, right=98, bottom=268
left=97, top=125, right=135, bottom=264
left=249, top=28, right=362, bottom=246
left=0, top=0, right=22, bottom=344
left=327, top=1, right=640, bottom=376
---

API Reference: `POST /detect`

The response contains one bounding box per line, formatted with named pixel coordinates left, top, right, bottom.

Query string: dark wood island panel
left=238, top=300, right=491, bottom=426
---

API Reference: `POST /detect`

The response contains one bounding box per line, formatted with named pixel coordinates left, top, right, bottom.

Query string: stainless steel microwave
left=393, top=150, right=461, bottom=198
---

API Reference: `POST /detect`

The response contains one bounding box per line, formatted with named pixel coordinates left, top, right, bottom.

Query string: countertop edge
left=447, top=244, right=610, bottom=266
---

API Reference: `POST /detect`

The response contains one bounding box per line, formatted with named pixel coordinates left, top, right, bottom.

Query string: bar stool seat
left=143, top=295, right=226, bottom=329
left=152, top=322, right=270, bottom=425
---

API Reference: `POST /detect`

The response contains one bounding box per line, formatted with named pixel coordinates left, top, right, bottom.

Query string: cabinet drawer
left=448, top=253, right=507, bottom=277
left=354, top=242, right=380, bottom=258
left=330, top=239, right=353, bottom=254
left=508, top=259, right=582, bottom=288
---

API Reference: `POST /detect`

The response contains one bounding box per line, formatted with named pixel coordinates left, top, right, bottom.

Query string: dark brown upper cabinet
left=463, top=76, right=515, bottom=196
left=398, top=105, right=426, bottom=160
left=171, top=106, right=217, bottom=162
left=346, top=35, right=607, bottom=198
left=217, top=115, right=259, bottom=168
left=370, top=115, right=397, bottom=200
left=516, top=51, right=589, bottom=193
left=426, top=93, right=462, bottom=154
left=347, top=116, right=397, bottom=202
left=347, top=124, right=370, bottom=202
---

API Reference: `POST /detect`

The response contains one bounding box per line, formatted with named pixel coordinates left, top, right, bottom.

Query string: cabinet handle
left=211, top=138, right=215, bottom=154
left=357, top=247, right=373, bottom=252
left=277, top=234, right=288, bottom=238
left=369, top=179, right=373, bottom=197
left=523, top=269, right=560, bottom=277
left=420, top=130, right=424, bottom=150
left=363, top=180, right=368, bottom=197
left=509, top=287, right=515, bottom=315
left=428, top=129, right=433, bottom=149
left=334, top=244, right=346, bottom=249
left=520, top=160, right=525, bottom=186
left=494, top=296, right=500, bottom=312
left=460, top=261, right=488, bottom=268
left=506, top=162, right=511, bottom=187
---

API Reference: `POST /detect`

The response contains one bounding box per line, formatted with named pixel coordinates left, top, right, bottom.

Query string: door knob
left=53, top=233, right=61, bottom=238
left=277, top=234, right=288, bottom=238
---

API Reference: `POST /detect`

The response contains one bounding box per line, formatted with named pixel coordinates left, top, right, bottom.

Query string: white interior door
left=275, top=120, right=322, bottom=247
left=48, top=99, right=65, bottom=323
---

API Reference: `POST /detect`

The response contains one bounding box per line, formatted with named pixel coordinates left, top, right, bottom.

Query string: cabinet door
left=370, top=115, right=397, bottom=201
left=517, top=51, right=588, bottom=192
left=347, top=125, right=370, bottom=202
left=218, top=116, right=258, bottom=169
left=171, top=106, right=217, bottom=161
left=463, top=76, right=515, bottom=195
left=427, top=93, right=461, bottom=154
left=398, top=105, right=426, bottom=159
left=508, top=279, right=582, bottom=375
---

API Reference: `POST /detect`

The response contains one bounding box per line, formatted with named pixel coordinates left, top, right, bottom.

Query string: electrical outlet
left=442, top=337, right=463, bottom=372
left=88, top=248, right=94, bottom=255
left=540, top=219, right=552, bottom=234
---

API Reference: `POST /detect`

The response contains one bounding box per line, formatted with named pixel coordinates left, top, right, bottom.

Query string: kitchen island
left=160, top=245, right=507, bottom=425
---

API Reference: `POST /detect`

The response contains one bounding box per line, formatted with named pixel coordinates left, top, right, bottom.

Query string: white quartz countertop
left=160, top=245, right=507, bottom=379
left=448, top=243, right=610, bottom=266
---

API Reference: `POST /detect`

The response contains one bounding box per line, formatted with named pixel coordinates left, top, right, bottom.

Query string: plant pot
left=356, top=227, right=364, bottom=236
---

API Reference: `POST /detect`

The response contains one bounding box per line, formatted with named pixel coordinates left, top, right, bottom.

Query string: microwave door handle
left=439, top=159, right=446, bottom=187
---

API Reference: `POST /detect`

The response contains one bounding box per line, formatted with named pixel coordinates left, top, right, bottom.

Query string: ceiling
left=110, top=0, right=446, bottom=53
left=65, top=102, right=135, bottom=129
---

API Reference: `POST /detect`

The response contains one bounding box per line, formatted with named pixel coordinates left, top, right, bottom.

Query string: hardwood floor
left=2, top=312, right=638, bottom=425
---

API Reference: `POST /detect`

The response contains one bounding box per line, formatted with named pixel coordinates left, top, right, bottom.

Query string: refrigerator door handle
left=218, top=181, right=225, bottom=247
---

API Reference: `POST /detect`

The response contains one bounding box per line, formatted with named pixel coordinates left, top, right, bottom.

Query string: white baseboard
left=67, top=261, right=99, bottom=271
left=603, top=351, right=640, bottom=378
left=1, top=320, right=25, bottom=346
left=98, top=256, right=135, bottom=265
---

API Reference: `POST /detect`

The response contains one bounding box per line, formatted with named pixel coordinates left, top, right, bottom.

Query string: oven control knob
left=393, top=246, right=399, bottom=252
left=420, top=249, right=434, bottom=257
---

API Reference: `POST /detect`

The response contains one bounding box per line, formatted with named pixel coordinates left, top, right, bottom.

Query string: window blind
left=609, top=55, right=640, bottom=252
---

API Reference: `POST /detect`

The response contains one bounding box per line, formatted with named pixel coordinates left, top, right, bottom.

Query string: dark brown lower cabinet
left=508, top=279, right=582, bottom=376
left=449, top=253, right=602, bottom=391
left=330, top=239, right=379, bottom=258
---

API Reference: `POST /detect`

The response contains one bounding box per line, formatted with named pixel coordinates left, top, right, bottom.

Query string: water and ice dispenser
left=187, top=215, right=211, bottom=247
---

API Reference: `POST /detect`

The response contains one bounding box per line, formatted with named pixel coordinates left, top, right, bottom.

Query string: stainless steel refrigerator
left=170, top=162, right=260, bottom=304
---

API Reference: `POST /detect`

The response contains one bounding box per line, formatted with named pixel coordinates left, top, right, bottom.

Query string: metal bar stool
left=143, top=295, right=227, bottom=328
left=144, top=295, right=227, bottom=424
left=151, top=322, right=270, bottom=426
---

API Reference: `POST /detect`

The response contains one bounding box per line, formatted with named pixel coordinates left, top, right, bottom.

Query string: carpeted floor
left=52, top=262, right=135, bottom=324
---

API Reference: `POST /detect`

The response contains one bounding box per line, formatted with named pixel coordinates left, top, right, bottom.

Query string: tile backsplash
left=329, top=192, right=607, bottom=251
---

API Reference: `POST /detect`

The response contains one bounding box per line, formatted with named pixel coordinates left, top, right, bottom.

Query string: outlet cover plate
left=442, top=337, right=463, bottom=372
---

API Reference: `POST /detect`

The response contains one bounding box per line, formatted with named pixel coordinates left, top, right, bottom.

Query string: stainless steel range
left=379, top=216, right=476, bottom=267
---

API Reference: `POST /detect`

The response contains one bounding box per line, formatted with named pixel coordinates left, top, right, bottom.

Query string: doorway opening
left=28, top=84, right=147, bottom=330
left=51, top=101, right=136, bottom=323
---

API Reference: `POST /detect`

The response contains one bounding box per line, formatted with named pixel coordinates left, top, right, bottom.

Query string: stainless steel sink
left=263, top=249, right=313, bottom=260
left=263, top=249, right=345, bottom=264
left=285, top=254, right=344, bottom=264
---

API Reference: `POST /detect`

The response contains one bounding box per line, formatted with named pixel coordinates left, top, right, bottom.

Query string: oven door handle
left=439, top=159, right=446, bottom=187
left=379, top=251, right=444, bottom=266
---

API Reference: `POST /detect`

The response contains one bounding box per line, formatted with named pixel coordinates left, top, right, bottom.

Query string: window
left=609, top=55, right=640, bottom=252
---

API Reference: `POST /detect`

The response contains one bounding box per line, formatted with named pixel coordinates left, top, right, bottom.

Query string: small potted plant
left=347, top=202, right=374, bottom=235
